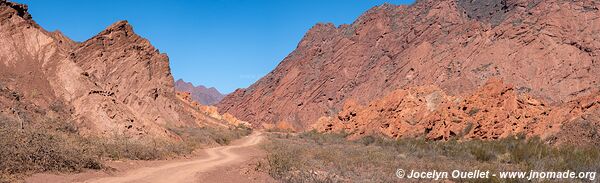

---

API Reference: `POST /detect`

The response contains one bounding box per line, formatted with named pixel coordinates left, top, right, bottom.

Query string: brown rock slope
left=175, top=79, right=224, bottom=105
left=218, top=0, right=600, bottom=132
left=0, top=0, right=81, bottom=131
left=176, top=91, right=249, bottom=128
left=0, top=1, right=215, bottom=138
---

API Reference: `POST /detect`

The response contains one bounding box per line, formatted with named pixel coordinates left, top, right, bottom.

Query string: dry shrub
left=263, top=131, right=600, bottom=183
left=0, top=116, right=102, bottom=182
left=87, top=135, right=193, bottom=161
left=0, top=114, right=253, bottom=182
left=169, top=125, right=253, bottom=147
left=88, top=125, right=253, bottom=161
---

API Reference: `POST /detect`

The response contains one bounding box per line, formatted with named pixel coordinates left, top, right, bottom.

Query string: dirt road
left=78, top=132, right=265, bottom=183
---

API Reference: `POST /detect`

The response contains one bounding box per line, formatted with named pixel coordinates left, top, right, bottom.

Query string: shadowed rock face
left=0, top=0, right=30, bottom=19
left=218, top=0, right=600, bottom=134
left=175, top=79, right=224, bottom=105
left=458, top=0, right=512, bottom=26
left=0, top=1, right=209, bottom=138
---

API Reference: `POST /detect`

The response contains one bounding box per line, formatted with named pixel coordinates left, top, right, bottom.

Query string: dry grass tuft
left=263, top=130, right=600, bottom=183
left=0, top=116, right=101, bottom=182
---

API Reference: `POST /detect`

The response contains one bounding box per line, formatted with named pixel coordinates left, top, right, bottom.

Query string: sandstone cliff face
left=175, top=79, right=224, bottom=105
left=218, top=0, right=600, bottom=132
left=0, top=1, right=205, bottom=138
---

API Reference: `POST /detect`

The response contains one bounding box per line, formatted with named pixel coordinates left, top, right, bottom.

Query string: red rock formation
left=0, top=1, right=212, bottom=138
left=175, top=79, right=224, bottom=105
left=218, top=0, right=600, bottom=132
left=312, top=79, right=599, bottom=144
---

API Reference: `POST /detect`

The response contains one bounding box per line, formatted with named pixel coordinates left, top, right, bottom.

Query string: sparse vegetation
left=169, top=125, right=253, bottom=147
left=0, top=116, right=101, bottom=182
left=0, top=114, right=252, bottom=182
left=263, top=130, right=600, bottom=183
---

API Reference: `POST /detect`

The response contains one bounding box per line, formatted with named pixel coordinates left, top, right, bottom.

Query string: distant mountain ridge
left=175, top=79, right=224, bottom=105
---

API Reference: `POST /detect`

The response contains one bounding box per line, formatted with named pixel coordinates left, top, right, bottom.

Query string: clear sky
left=15, top=0, right=415, bottom=93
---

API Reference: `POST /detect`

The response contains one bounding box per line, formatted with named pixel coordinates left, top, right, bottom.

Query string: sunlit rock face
left=0, top=1, right=216, bottom=139
left=218, top=0, right=599, bottom=141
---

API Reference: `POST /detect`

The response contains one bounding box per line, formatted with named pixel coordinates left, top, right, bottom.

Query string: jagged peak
left=99, top=20, right=134, bottom=36
left=0, top=0, right=32, bottom=20
left=311, top=22, right=336, bottom=30
left=108, top=20, right=132, bottom=30
left=359, top=2, right=410, bottom=18
left=303, top=22, right=337, bottom=37
left=296, top=22, right=338, bottom=48
left=175, top=79, right=194, bottom=88
left=369, top=2, right=402, bottom=12
left=79, top=19, right=159, bottom=51
left=307, top=22, right=336, bottom=35
left=175, top=79, right=215, bottom=92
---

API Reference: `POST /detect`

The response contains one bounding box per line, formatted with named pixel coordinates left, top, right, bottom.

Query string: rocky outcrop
left=312, top=79, right=599, bottom=144
left=0, top=1, right=210, bottom=138
left=175, top=79, right=224, bottom=105
left=218, top=0, right=600, bottom=132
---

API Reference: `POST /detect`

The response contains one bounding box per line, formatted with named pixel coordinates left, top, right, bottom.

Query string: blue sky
left=15, top=0, right=414, bottom=93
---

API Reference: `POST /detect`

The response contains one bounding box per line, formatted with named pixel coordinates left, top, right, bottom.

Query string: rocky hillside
left=218, top=0, right=599, bottom=139
left=0, top=0, right=223, bottom=138
left=175, top=79, right=224, bottom=105
left=176, top=91, right=249, bottom=128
